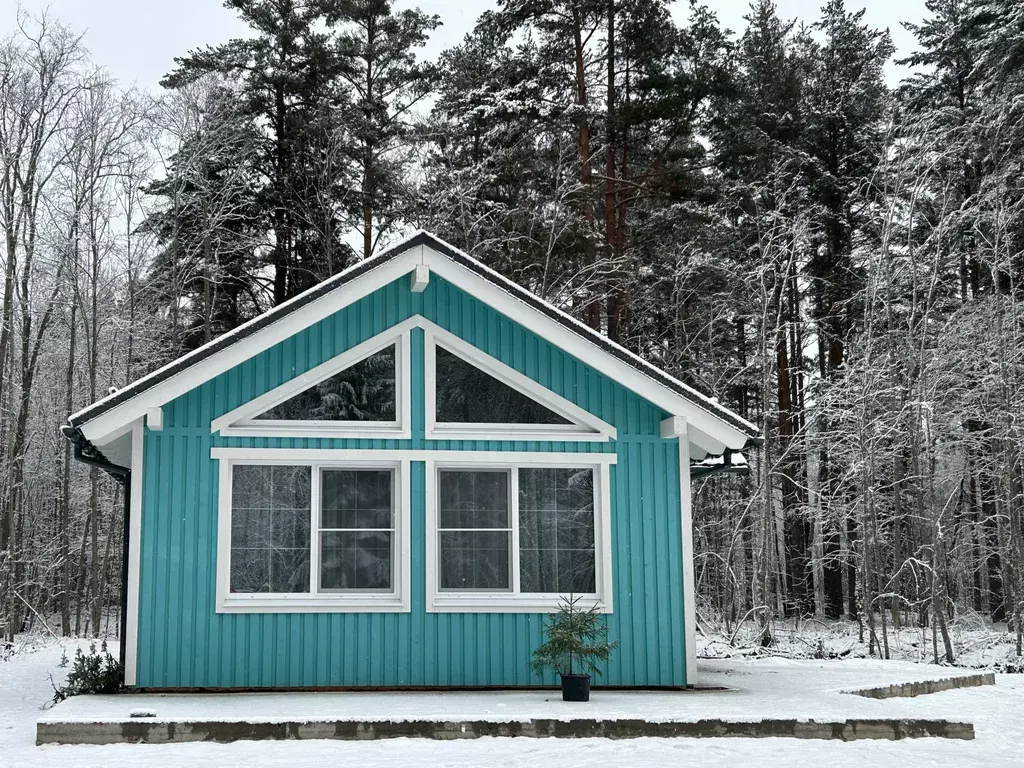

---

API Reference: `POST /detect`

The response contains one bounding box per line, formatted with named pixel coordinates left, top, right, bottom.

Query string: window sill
left=217, top=594, right=409, bottom=613
left=216, top=424, right=411, bottom=440
left=427, top=594, right=610, bottom=614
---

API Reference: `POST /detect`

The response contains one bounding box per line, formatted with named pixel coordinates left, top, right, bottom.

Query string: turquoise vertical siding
left=136, top=274, right=687, bottom=687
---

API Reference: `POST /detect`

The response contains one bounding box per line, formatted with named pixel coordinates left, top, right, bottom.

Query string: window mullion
left=310, top=463, right=321, bottom=596
left=510, top=467, right=520, bottom=595
left=390, top=466, right=398, bottom=597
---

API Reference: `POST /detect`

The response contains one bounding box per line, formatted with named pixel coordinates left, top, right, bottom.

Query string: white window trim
left=424, top=455, right=614, bottom=614
left=212, top=447, right=618, bottom=465
left=210, top=318, right=416, bottom=440
left=423, top=323, right=616, bottom=443
left=215, top=456, right=412, bottom=613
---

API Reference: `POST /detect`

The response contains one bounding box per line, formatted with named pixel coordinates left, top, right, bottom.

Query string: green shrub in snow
left=52, top=641, right=123, bottom=703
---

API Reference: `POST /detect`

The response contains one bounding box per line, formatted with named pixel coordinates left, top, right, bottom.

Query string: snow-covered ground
left=4, top=637, right=1024, bottom=767
left=702, top=616, right=1024, bottom=672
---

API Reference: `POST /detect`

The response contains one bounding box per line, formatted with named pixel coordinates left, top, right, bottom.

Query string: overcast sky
left=12, top=0, right=928, bottom=91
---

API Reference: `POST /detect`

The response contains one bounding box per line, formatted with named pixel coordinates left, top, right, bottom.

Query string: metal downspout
left=60, top=424, right=131, bottom=671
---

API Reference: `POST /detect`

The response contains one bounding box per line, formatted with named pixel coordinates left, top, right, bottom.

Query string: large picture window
left=213, top=447, right=612, bottom=616
left=426, top=457, right=613, bottom=613
left=216, top=458, right=410, bottom=613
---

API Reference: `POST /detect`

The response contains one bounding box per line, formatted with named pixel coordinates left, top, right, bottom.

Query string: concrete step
left=37, top=716, right=974, bottom=745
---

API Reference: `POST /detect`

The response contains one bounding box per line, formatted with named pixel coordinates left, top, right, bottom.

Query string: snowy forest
left=0, top=0, right=1022, bottom=665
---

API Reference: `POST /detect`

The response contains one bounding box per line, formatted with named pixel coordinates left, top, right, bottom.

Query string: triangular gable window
left=211, top=324, right=412, bottom=439
left=212, top=317, right=612, bottom=442
left=425, top=325, right=616, bottom=443
left=254, top=346, right=396, bottom=422
left=435, top=347, right=571, bottom=426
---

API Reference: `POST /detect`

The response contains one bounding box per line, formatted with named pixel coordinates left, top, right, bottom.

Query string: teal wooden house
left=63, top=231, right=759, bottom=690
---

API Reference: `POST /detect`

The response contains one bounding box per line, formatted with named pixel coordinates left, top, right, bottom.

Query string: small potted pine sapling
left=531, top=594, right=618, bottom=702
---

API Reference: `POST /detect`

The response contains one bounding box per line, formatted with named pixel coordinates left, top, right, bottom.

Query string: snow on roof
left=693, top=451, right=748, bottom=469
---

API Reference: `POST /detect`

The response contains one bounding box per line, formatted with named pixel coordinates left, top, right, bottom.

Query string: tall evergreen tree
left=901, top=0, right=984, bottom=300
left=161, top=0, right=350, bottom=303
left=331, top=0, right=440, bottom=259
left=143, top=79, right=264, bottom=352
left=801, top=0, right=894, bottom=375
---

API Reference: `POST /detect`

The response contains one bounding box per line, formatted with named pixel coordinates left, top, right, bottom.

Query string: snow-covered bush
left=52, top=641, right=123, bottom=702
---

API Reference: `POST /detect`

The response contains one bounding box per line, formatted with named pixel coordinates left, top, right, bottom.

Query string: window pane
left=438, top=470, right=508, bottom=529
left=321, top=469, right=393, bottom=529
left=256, top=345, right=396, bottom=421
left=435, top=347, right=571, bottom=425
left=518, top=468, right=596, bottom=593
left=440, top=530, right=511, bottom=590
left=320, top=531, right=392, bottom=590
left=230, top=465, right=311, bottom=593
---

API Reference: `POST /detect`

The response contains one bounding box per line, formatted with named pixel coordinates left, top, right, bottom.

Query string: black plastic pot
left=560, top=673, right=591, bottom=702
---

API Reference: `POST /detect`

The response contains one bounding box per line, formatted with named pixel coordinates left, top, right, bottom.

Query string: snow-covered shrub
left=52, top=641, right=123, bottom=702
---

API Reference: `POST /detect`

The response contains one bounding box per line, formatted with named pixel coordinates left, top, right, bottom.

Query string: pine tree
left=160, top=0, right=353, bottom=304
left=143, top=79, right=264, bottom=352
left=531, top=594, right=618, bottom=676
left=331, top=0, right=440, bottom=259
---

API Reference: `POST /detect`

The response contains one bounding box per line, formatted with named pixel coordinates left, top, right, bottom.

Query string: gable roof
left=68, top=231, right=759, bottom=453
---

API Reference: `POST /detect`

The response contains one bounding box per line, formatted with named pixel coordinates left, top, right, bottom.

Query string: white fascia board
left=124, top=420, right=144, bottom=685
left=424, top=250, right=752, bottom=451
left=79, top=251, right=420, bottom=443
left=674, top=418, right=698, bottom=685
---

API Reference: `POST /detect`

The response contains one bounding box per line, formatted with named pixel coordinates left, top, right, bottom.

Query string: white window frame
left=210, top=319, right=415, bottom=440
left=423, top=324, right=616, bottom=443
left=215, top=456, right=411, bottom=613
left=425, top=454, right=614, bottom=614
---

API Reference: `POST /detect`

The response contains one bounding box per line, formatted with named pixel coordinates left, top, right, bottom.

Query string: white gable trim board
left=73, top=245, right=423, bottom=443
left=69, top=232, right=756, bottom=459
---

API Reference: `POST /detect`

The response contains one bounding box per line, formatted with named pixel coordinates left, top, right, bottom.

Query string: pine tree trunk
left=60, top=301, right=76, bottom=636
